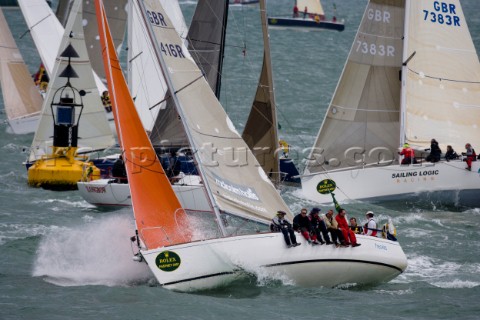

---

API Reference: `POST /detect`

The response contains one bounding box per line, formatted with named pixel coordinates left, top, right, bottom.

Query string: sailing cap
left=277, top=210, right=287, bottom=216
left=366, top=211, right=374, bottom=217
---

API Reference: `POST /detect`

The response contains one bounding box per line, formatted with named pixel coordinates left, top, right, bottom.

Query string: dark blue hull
left=268, top=17, right=344, bottom=32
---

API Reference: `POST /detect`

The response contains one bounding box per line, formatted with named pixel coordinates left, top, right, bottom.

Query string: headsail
left=305, top=0, right=404, bottom=174
left=128, top=0, right=189, bottom=135
left=403, top=0, right=480, bottom=150
left=242, top=0, right=280, bottom=184
left=297, top=0, right=324, bottom=15
left=95, top=0, right=191, bottom=248
left=83, top=0, right=128, bottom=81
left=0, top=8, right=43, bottom=127
left=28, top=0, right=115, bottom=162
left=138, top=0, right=292, bottom=223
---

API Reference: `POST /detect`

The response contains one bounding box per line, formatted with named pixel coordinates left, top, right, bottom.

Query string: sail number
left=423, top=1, right=460, bottom=26
left=146, top=10, right=168, bottom=27
left=356, top=41, right=395, bottom=57
left=159, top=43, right=185, bottom=58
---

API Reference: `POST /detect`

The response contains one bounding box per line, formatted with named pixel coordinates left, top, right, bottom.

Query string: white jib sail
left=127, top=0, right=189, bottom=132
left=404, top=0, right=480, bottom=151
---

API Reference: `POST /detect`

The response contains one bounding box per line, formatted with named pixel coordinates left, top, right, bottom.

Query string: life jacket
left=402, top=147, right=414, bottom=158
left=363, top=219, right=377, bottom=236
left=382, top=222, right=397, bottom=241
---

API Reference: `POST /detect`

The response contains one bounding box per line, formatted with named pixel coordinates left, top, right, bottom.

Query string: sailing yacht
left=268, top=0, right=344, bottom=31
left=0, top=8, right=43, bottom=134
left=96, top=0, right=407, bottom=292
left=301, top=0, right=480, bottom=207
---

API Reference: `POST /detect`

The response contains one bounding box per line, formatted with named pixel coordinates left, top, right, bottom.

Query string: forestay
left=403, top=0, right=480, bottom=151
left=28, top=0, right=115, bottom=162
left=139, top=0, right=292, bottom=223
left=305, top=0, right=404, bottom=174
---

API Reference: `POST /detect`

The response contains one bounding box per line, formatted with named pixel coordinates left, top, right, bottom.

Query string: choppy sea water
left=1, top=0, right=480, bottom=319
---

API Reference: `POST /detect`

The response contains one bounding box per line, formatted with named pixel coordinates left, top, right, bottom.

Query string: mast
left=399, top=0, right=411, bottom=149
left=260, top=0, right=280, bottom=185
left=137, top=0, right=228, bottom=236
left=216, top=1, right=229, bottom=98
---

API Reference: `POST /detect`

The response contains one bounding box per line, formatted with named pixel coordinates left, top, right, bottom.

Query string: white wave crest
left=32, top=214, right=152, bottom=287
left=431, top=280, right=480, bottom=289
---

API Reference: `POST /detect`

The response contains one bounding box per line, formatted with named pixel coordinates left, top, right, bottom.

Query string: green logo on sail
left=155, top=251, right=181, bottom=272
left=317, top=179, right=336, bottom=194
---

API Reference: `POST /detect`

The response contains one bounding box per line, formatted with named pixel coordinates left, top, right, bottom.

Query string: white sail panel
left=297, top=0, right=324, bottom=15
left=128, top=0, right=190, bottom=134
left=305, top=0, right=404, bottom=174
left=140, top=0, right=292, bottom=222
left=404, top=0, right=480, bottom=151
left=18, top=0, right=107, bottom=94
left=28, top=0, right=115, bottom=162
left=0, top=9, right=42, bottom=121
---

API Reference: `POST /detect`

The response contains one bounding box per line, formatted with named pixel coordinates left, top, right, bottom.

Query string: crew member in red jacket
left=335, top=209, right=361, bottom=247
left=399, top=143, right=416, bottom=164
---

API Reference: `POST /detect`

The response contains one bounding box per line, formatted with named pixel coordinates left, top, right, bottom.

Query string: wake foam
left=33, top=214, right=152, bottom=287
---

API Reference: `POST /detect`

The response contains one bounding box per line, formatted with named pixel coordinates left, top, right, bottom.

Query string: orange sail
left=95, top=0, right=192, bottom=248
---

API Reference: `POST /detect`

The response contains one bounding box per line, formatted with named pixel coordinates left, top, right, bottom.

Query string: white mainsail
left=17, top=0, right=107, bottom=94
left=0, top=8, right=43, bottom=134
left=305, top=0, right=404, bottom=175
left=127, top=0, right=189, bottom=132
left=28, top=0, right=115, bottom=162
left=403, top=0, right=480, bottom=151
left=139, top=0, right=291, bottom=223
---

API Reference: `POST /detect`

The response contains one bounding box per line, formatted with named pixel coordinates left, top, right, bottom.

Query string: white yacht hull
left=77, top=178, right=210, bottom=210
left=301, top=160, right=480, bottom=206
left=141, top=233, right=407, bottom=292
left=6, top=113, right=40, bottom=135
